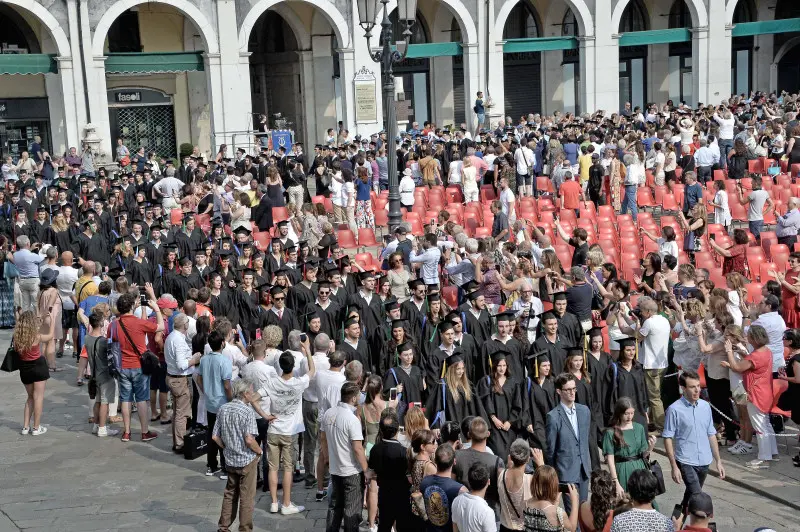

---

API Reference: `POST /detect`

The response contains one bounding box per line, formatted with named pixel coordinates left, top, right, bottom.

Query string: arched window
left=248, top=12, right=298, bottom=54
left=504, top=1, right=540, bottom=40
left=107, top=9, right=142, bottom=53
left=620, top=0, right=648, bottom=33
left=668, top=0, right=691, bottom=29
left=0, top=5, right=40, bottom=53
left=562, top=9, right=577, bottom=37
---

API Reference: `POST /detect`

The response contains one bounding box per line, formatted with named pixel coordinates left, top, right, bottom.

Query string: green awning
left=619, top=28, right=691, bottom=47
left=503, top=37, right=578, bottom=53
left=406, top=42, right=462, bottom=58
left=0, top=54, right=58, bottom=75
left=732, top=18, right=800, bottom=37
left=105, top=52, right=205, bottom=74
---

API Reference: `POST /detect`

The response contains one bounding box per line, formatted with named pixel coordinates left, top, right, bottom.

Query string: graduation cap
left=276, top=220, right=290, bottom=228
left=242, top=268, right=256, bottom=277
left=338, top=255, right=351, bottom=268
left=460, top=280, right=479, bottom=292
left=552, top=291, right=567, bottom=302
left=269, top=285, right=285, bottom=296
left=438, top=320, right=455, bottom=333
left=21, top=183, right=35, bottom=193
left=487, top=349, right=512, bottom=373
left=273, top=267, right=289, bottom=277
left=36, top=205, right=47, bottom=213
left=301, top=308, right=321, bottom=322
left=257, top=282, right=273, bottom=293
left=384, top=298, right=400, bottom=312
left=284, top=243, right=297, bottom=253
left=234, top=226, right=251, bottom=236
left=323, top=261, right=339, bottom=275
left=491, top=310, right=516, bottom=322
left=150, top=223, right=163, bottom=232
left=441, top=350, right=465, bottom=377
left=617, top=336, right=637, bottom=357
left=466, top=289, right=484, bottom=302
left=358, top=270, right=377, bottom=283
left=526, top=350, right=551, bottom=378
left=391, top=318, right=408, bottom=330
left=217, top=248, right=233, bottom=258
left=343, top=315, right=360, bottom=328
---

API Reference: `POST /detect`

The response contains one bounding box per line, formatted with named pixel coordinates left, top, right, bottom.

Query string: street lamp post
left=356, top=0, right=417, bottom=231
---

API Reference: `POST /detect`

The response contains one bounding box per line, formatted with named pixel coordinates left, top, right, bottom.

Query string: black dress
left=478, top=376, right=523, bottom=456
left=383, top=364, right=425, bottom=406
left=586, top=351, right=613, bottom=427
left=605, top=361, right=649, bottom=428
left=425, top=382, right=486, bottom=430
left=525, top=377, right=556, bottom=454
left=574, top=374, right=602, bottom=471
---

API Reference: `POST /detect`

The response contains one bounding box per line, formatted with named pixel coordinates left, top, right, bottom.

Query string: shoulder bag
left=0, top=340, right=19, bottom=373
left=4, top=259, right=19, bottom=279
left=87, top=338, right=98, bottom=400
left=118, top=317, right=160, bottom=376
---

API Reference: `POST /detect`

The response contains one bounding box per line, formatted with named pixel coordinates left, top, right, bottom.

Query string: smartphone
left=709, top=523, right=717, bottom=532
left=671, top=504, right=683, bottom=521
left=300, top=333, right=308, bottom=343
left=710, top=233, right=716, bottom=241
left=558, top=483, right=572, bottom=495
left=139, top=294, right=147, bottom=306
left=389, top=387, right=398, bottom=401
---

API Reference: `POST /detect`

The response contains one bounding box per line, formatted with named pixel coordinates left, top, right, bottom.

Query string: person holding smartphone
left=523, top=465, right=579, bottom=531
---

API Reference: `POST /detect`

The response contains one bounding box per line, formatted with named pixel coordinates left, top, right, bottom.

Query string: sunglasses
left=273, top=296, right=285, bottom=301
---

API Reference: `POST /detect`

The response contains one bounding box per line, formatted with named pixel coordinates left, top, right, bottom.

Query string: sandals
left=49, top=366, right=64, bottom=372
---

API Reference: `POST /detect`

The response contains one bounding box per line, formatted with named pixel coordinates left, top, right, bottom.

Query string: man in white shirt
left=57, top=250, right=80, bottom=358
left=263, top=347, right=316, bottom=515
left=301, top=334, right=332, bottom=490
left=498, top=176, right=516, bottom=224
left=152, top=173, right=184, bottom=210
left=313, top=350, right=348, bottom=500
left=321, top=381, right=369, bottom=532
left=618, top=296, right=671, bottom=433
left=204, top=319, right=248, bottom=380
left=451, top=462, right=497, bottom=532
left=513, top=141, right=534, bottom=198
left=164, top=313, right=201, bottom=451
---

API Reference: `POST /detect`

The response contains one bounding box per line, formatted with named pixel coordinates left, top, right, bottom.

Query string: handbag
left=648, top=454, right=666, bottom=495
left=106, top=320, right=122, bottom=379
left=118, top=317, right=160, bottom=376
left=184, top=427, right=209, bottom=460
left=0, top=341, right=19, bottom=373
left=4, top=260, right=19, bottom=279
left=87, top=339, right=98, bottom=400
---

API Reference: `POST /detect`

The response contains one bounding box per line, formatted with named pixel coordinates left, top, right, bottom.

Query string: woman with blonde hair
left=425, top=352, right=485, bottom=433
left=262, top=325, right=283, bottom=366
left=37, top=269, right=63, bottom=373
left=15, top=309, right=56, bottom=435
left=47, top=210, right=72, bottom=254
left=399, top=405, right=429, bottom=447
left=461, top=154, right=479, bottom=203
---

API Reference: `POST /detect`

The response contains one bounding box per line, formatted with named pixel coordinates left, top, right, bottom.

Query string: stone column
left=53, top=57, right=82, bottom=153
left=770, top=63, right=778, bottom=93
left=579, top=36, right=597, bottom=113
left=338, top=48, right=357, bottom=134
left=593, top=0, right=619, bottom=113
left=691, top=26, right=709, bottom=107
left=463, top=42, right=482, bottom=127
left=704, top=0, right=731, bottom=105
left=215, top=0, right=252, bottom=149
left=203, top=53, right=227, bottom=149
left=298, top=50, right=316, bottom=146
left=486, top=41, right=505, bottom=124
left=85, top=56, right=112, bottom=161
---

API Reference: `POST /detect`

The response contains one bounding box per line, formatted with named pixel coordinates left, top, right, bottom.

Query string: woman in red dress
left=772, top=252, right=800, bottom=328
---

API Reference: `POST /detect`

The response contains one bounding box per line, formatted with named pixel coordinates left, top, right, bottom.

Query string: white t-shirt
left=656, top=238, right=679, bottom=266
left=57, top=266, right=80, bottom=310
left=330, top=175, right=344, bottom=207
left=399, top=176, right=416, bottom=205
left=452, top=493, right=496, bottom=532
left=638, top=314, right=671, bottom=370
left=727, top=290, right=743, bottom=326
left=263, top=374, right=310, bottom=435
left=321, top=402, right=363, bottom=476
left=242, top=360, right=278, bottom=418
left=500, top=188, right=515, bottom=218
left=747, top=190, right=770, bottom=221
left=316, top=369, right=347, bottom=414
left=205, top=343, right=248, bottom=380
left=302, top=353, right=331, bottom=402
left=449, top=161, right=463, bottom=184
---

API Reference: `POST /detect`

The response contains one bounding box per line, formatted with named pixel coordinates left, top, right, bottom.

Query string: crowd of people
left=1, top=89, right=799, bottom=532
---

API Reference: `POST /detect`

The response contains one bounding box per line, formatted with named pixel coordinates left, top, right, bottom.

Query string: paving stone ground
left=0, top=329, right=797, bottom=532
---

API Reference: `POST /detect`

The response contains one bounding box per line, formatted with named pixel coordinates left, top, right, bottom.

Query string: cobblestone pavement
left=0, top=329, right=797, bottom=531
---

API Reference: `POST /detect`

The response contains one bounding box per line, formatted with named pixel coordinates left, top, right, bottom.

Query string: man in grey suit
left=545, top=372, right=592, bottom=514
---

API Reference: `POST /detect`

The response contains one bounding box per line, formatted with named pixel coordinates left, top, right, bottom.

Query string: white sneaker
left=97, top=427, right=120, bottom=437
left=92, top=424, right=99, bottom=435
left=729, top=442, right=753, bottom=455
left=21, top=427, right=30, bottom=435
left=280, top=503, right=304, bottom=515
left=745, top=459, right=769, bottom=469
left=31, top=426, right=47, bottom=436
left=270, top=502, right=279, bottom=514
left=726, top=440, right=743, bottom=453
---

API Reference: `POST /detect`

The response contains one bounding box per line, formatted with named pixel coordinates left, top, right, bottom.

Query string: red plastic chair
left=661, top=194, right=679, bottom=212
left=637, top=187, right=656, bottom=209
left=357, top=228, right=379, bottom=248
left=170, top=209, right=183, bottom=226
left=312, top=195, right=326, bottom=205
left=445, top=186, right=463, bottom=203
left=253, top=231, right=271, bottom=251
left=272, top=207, right=290, bottom=224
left=354, top=252, right=374, bottom=268
left=374, top=209, right=388, bottom=228
left=474, top=227, right=491, bottom=238
left=441, top=285, right=458, bottom=309
left=338, top=229, right=358, bottom=249
left=759, top=262, right=778, bottom=283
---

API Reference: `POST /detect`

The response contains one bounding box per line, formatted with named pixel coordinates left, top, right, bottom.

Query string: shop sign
left=115, top=91, right=142, bottom=103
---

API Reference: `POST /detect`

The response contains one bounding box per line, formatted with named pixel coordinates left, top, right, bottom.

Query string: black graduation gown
left=176, top=229, right=205, bottom=261
left=234, top=288, right=261, bottom=333
left=210, top=290, right=235, bottom=324
left=303, top=301, right=340, bottom=340
left=453, top=333, right=480, bottom=383
left=264, top=307, right=300, bottom=350
left=346, top=291, right=382, bottom=342
left=339, top=337, right=372, bottom=372
left=329, top=287, right=347, bottom=309
left=32, top=220, right=49, bottom=244
left=128, top=258, right=153, bottom=286
left=383, top=364, right=425, bottom=406
left=420, top=318, right=443, bottom=364
left=170, top=272, right=203, bottom=306
left=153, top=264, right=177, bottom=297
left=463, top=308, right=491, bottom=347
left=266, top=254, right=285, bottom=279
left=527, top=377, right=557, bottom=454
left=425, top=382, right=486, bottom=430
left=425, top=347, right=451, bottom=393
left=147, top=241, right=166, bottom=269
left=605, top=362, right=649, bottom=428
left=217, top=266, right=240, bottom=286
left=47, top=228, right=72, bottom=255
left=194, top=265, right=212, bottom=287
left=553, top=311, right=583, bottom=350
left=574, top=374, right=602, bottom=470
left=531, top=335, right=569, bottom=377
left=400, top=299, right=427, bottom=338
left=478, top=377, right=523, bottom=456
left=288, top=282, right=316, bottom=313
left=11, top=223, right=34, bottom=245
left=340, top=274, right=358, bottom=297
left=377, top=336, right=420, bottom=377
left=587, top=351, right=613, bottom=426
left=520, top=377, right=545, bottom=451
left=284, top=264, right=302, bottom=286
left=480, top=338, right=525, bottom=383
left=77, top=232, right=110, bottom=268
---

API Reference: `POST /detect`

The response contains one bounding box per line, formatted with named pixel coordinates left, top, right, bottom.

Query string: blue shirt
left=355, top=179, right=371, bottom=201
left=12, top=249, right=43, bottom=278
left=776, top=208, right=800, bottom=238
left=662, top=397, right=716, bottom=467
left=683, top=182, right=703, bottom=212
left=563, top=143, right=579, bottom=165
left=199, top=352, right=233, bottom=414
left=419, top=475, right=465, bottom=532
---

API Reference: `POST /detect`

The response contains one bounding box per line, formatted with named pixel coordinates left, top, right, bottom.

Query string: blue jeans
left=719, top=139, right=734, bottom=169
left=749, top=220, right=764, bottom=241
left=118, top=368, right=150, bottom=403
left=476, top=113, right=485, bottom=128
left=621, top=185, right=638, bottom=221
left=677, top=462, right=709, bottom=509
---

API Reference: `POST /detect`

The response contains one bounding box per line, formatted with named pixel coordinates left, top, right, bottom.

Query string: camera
left=140, top=294, right=147, bottom=307
left=630, top=308, right=643, bottom=321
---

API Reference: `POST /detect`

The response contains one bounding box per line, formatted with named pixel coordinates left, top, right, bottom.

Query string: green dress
left=602, top=422, right=649, bottom=492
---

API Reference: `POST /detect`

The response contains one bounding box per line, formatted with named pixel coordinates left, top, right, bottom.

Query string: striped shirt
left=212, top=399, right=258, bottom=468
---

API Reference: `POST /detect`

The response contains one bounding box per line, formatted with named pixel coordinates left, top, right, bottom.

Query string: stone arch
left=239, top=0, right=349, bottom=53
left=612, top=0, right=708, bottom=34
left=270, top=3, right=312, bottom=50
left=381, top=0, right=479, bottom=43
left=774, top=35, right=800, bottom=64
left=496, top=0, right=594, bottom=38
left=92, top=0, right=219, bottom=56
left=2, top=0, right=71, bottom=57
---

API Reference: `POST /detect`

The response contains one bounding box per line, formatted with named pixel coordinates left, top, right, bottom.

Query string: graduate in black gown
left=586, top=328, right=613, bottom=426
left=76, top=216, right=110, bottom=269
left=480, top=311, right=525, bottom=382
left=370, top=299, right=402, bottom=367
left=287, top=260, right=318, bottom=314
left=425, top=321, right=459, bottom=393
left=263, top=285, right=300, bottom=350
left=419, top=293, right=446, bottom=364
left=216, top=249, right=240, bottom=287
left=127, top=244, right=154, bottom=286
left=265, top=240, right=286, bottom=280
left=400, top=279, right=428, bottom=339
left=382, top=341, right=425, bottom=412
left=378, top=319, right=419, bottom=378
left=302, top=280, right=341, bottom=340
left=532, top=312, right=570, bottom=377
left=175, top=215, right=206, bottom=261
left=345, top=271, right=383, bottom=342
left=550, top=292, right=583, bottom=351
left=234, top=268, right=262, bottom=338
left=565, top=350, right=602, bottom=471
left=209, top=272, right=236, bottom=324
left=338, top=314, right=372, bottom=371
left=47, top=207, right=73, bottom=254
left=425, top=351, right=487, bottom=430
left=153, top=245, right=178, bottom=297
left=31, top=205, right=50, bottom=244
left=170, top=257, right=204, bottom=306
left=604, top=338, right=649, bottom=428
left=477, top=350, right=523, bottom=456
left=462, top=289, right=491, bottom=347
left=522, top=352, right=557, bottom=453
left=145, top=223, right=167, bottom=269
left=445, top=311, right=480, bottom=383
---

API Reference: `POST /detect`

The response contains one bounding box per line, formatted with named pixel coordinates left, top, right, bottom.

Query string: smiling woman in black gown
left=425, top=351, right=486, bottom=431
left=523, top=352, right=557, bottom=453
left=605, top=338, right=649, bottom=428
left=477, top=351, right=522, bottom=456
